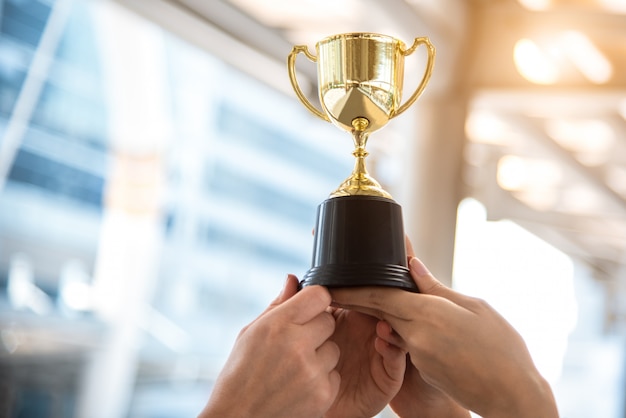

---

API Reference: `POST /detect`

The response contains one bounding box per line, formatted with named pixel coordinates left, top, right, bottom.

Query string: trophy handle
left=393, top=37, right=436, bottom=118
left=287, top=45, right=330, bottom=122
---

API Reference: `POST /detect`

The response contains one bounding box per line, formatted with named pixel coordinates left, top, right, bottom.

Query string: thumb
left=239, top=274, right=300, bottom=334
left=408, top=257, right=469, bottom=306
left=276, top=274, right=300, bottom=305
left=263, top=274, right=300, bottom=314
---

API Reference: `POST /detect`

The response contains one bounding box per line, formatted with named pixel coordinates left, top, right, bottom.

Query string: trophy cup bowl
left=288, top=33, right=435, bottom=292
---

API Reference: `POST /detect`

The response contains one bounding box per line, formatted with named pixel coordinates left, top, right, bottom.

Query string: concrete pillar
left=401, top=96, right=467, bottom=285
left=76, top=2, right=170, bottom=417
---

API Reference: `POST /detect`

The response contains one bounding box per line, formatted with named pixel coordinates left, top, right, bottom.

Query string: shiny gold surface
left=287, top=33, right=435, bottom=198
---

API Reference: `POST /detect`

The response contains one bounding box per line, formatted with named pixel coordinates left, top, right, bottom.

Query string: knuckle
left=257, top=318, right=283, bottom=340
left=325, top=340, right=340, bottom=364
left=301, top=361, right=320, bottom=383
left=292, top=342, right=311, bottom=363
left=405, top=332, right=424, bottom=352
left=313, top=379, right=337, bottom=407
left=322, top=311, right=336, bottom=331
left=308, top=285, right=332, bottom=307
left=236, top=324, right=250, bottom=338
left=423, top=280, right=446, bottom=295
left=468, top=296, right=492, bottom=312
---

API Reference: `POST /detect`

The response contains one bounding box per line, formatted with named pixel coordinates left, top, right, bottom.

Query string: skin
left=324, top=307, right=405, bottom=418
left=198, top=273, right=461, bottom=418
left=385, top=352, right=471, bottom=418
left=200, top=275, right=407, bottom=418
left=199, top=276, right=340, bottom=418
left=330, top=249, right=560, bottom=418
left=200, top=238, right=558, bottom=418
left=383, top=240, right=471, bottom=418
left=316, top=231, right=469, bottom=417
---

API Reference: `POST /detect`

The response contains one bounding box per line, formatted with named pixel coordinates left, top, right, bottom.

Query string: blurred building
left=0, top=0, right=349, bottom=416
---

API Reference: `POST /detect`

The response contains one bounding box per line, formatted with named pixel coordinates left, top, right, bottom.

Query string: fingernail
left=409, top=257, right=431, bottom=276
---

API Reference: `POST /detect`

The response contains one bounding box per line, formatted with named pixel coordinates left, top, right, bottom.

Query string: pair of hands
left=200, top=245, right=559, bottom=418
left=199, top=275, right=459, bottom=418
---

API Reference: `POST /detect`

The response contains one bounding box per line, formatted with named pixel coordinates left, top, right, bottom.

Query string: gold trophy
left=288, top=33, right=435, bottom=291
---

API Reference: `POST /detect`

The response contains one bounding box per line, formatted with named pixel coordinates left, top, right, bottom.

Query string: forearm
left=512, top=375, right=559, bottom=418
left=392, top=395, right=471, bottom=418
left=486, top=373, right=559, bottom=418
left=399, top=403, right=471, bottom=418
left=198, top=395, right=251, bottom=418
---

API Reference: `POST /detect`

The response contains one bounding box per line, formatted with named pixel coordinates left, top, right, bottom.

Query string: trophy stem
left=352, top=128, right=369, bottom=179
left=330, top=118, right=392, bottom=199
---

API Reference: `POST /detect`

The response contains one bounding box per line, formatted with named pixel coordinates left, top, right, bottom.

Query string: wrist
left=402, top=405, right=470, bottom=418
left=516, top=375, right=559, bottom=418
left=393, top=396, right=471, bottom=418
left=488, top=372, right=559, bottom=418
left=324, top=405, right=380, bottom=418
left=407, top=403, right=470, bottom=418
left=198, top=404, right=237, bottom=418
left=199, top=393, right=250, bottom=418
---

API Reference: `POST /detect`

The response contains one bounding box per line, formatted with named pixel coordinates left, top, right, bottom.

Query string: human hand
left=199, top=275, right=340, bottom=418
left=331, top=256, right=559, bottom=418
left=323, top=307, right=405, bottom=418
left=384, top=239, right=470, bottom=418
left=382, top=350, right=470, bottom=418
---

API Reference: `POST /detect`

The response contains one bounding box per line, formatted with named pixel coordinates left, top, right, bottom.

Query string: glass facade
left=0, top=0, right=349, bottom=416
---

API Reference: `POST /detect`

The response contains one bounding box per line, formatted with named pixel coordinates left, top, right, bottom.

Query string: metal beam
left=112, top=0, right=314, bottom=98
left=0, top=0, right=73, bottom=193
left=503, top=113, right=626, bottom=213
left=475, top=175, right=624, bottom=274
left=467, top=3, right=626, bottom=89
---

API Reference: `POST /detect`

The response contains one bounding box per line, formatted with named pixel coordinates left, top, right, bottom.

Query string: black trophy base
left=301, top=195, right=419, bottom=292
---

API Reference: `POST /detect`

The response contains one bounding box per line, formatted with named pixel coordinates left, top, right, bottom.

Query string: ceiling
left=116, top=0, right=626, bottom=328
left=464, top=1, right=626, bottom=281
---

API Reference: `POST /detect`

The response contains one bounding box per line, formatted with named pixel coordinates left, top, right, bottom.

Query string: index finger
left=405, top=235, right=416, bottom=259
left=329, top=286, right=416, bottom=322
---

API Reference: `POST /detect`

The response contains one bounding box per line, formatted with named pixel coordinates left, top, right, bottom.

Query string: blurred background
left=0, top=0, right=625, bottom=417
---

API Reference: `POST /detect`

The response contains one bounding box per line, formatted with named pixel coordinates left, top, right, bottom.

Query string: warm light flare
left=514, top=39, right=559, bottom=85
left=618, top=99, right=626, bottom=120
left=465, top=110, right=511, bottom=145
left=517, top=0, right=552, bottom=10
left=606, top=165, right=626, bottom=197
left=599, top=0, right=626, bottom=13
left=497, top=155, right=562, bottom=191
left=513, top=31, right=613, bottom=85
left=558, top=31, right=612, bottom=84
left=545, top=118, right=614, bottom=166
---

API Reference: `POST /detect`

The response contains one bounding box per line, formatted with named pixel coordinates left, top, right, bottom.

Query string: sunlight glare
left=497, top=155, right=562, bottom=191
left=558, top=31, right=613, bottom=84
left=453, top=198, right=578, bottom=383
left=465, top=110, right=511, bottom=145
left=517, top=0, right=552, bottom=10
left=514, top=38, right=559, bottom=85
left=545, top=118, right=614, bottom=165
